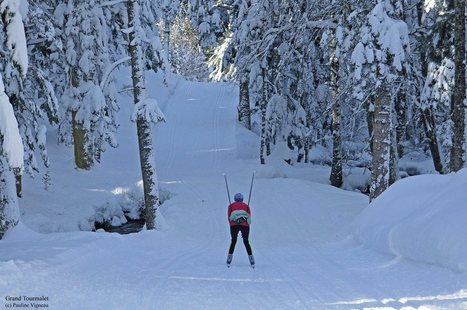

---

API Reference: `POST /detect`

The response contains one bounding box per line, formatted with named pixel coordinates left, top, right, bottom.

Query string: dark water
left=96, top=219, right=145, bottom=235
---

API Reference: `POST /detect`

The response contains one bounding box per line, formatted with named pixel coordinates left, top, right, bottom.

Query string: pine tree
left=0, top=1, right=60, bottom=197
left=189, top=0, right=226, bottom=50
left=61, top=0, right=118, bottom=170
left=21, top=2, right=61, bottom=176
left=232, top=0, right=252, bottom=129
left=0, top=0, right=28, bottom=239
left=170, top=9, right=210, bottom=81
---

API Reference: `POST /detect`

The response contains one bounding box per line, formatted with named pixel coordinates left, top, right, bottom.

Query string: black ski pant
left=228, top=225, right=253, bottom=255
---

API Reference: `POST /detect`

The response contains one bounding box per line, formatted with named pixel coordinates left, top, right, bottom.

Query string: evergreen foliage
left=0, top=0, right=465, bottom=236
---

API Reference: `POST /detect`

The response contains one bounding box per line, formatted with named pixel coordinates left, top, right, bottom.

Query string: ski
left=249, top=255, right=255, bottom=268
left=226, top=254, right=233, bottom=268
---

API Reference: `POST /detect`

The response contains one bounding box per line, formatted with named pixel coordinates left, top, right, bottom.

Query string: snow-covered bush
left=85, top=184, right=172, bottom=231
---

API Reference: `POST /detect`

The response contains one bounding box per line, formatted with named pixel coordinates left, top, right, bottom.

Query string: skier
left=226, top=192, right=255, bottom=267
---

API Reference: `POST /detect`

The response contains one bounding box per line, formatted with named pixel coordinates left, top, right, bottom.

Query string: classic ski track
left=146, top=181, right=229, bottom=308
left=163, top=104, right=177, bottom=174
left=215, top=85, right=228, bottom=170
left=261, top=249, right=314, bottom=308
left=10, top=79, right=467, bottom=309
left=212, top=90, right=219, bottom=170
left=156, top=82, right=185, bottom=175
left=152, top=82, right=226, bottom=303
left=113, top=244, right=203, bottom=306
left=211, top=84, right=231, bottom=173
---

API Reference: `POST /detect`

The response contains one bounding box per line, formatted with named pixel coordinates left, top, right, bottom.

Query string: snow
left=353, top=168, right=467, bottom=273
left=132, top=97, right=166, bottom=124
left=1, top=72, right=467, bottom=309
left=0, top=75, right=23, bottom=169
left=351, top=42, right=365, bottom=80
left=1, top=0, right=28, bottom=76
left=424, top=0, right=436, bottom=13
left=352, top=2, right=409, bottom=83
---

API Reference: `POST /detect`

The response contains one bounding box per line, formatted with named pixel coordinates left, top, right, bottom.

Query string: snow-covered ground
left=1, top=73, right=467, bottom=310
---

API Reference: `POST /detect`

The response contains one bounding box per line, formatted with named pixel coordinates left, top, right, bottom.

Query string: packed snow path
left=2, top=77, right=467, bottom=309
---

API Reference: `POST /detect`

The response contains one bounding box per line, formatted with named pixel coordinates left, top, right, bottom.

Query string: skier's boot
left=226, top=254, right=233, bottom=267
left=249, top=255, right=255, bottom=268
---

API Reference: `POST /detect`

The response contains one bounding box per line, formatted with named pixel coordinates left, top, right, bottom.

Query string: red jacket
left=228, top=201, right=251, bottom=227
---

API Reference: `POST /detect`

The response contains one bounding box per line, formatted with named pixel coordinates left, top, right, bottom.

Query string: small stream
left=96, top=219, right=145, bottom=235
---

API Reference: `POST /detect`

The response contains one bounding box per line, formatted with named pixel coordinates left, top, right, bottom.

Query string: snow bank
left=353, top=168, right=467, bottom=272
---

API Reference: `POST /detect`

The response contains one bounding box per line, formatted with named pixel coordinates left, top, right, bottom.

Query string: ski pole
left=247, top=171, right=255, bottom=205
left=223, top=173, right=231, bottom=204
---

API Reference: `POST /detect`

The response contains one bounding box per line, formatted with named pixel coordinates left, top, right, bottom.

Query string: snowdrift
left=353, top=168, right=467, bottom=272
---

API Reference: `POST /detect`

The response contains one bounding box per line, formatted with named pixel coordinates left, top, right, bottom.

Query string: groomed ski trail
left=1, top=77, right=467, bottom=309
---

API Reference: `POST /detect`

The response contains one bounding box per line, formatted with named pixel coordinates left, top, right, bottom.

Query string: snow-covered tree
left=0, top=0, right=27, bottom=238
left=127, top=0, right=165, bottom=230
left=189, top=0, right=227, bottom=50
left=351, top=0, right=410, bottom=200
left=170, top=9, right=210, bottom=81
left=60, top=0, right=118, bottom=170
left=22, top=2, right=61, bottom=178
left=416, top=0, right=465, bottom=173
left=0, top=75, right=23, bottom=239
left=161, top=0, right=180, bottom=76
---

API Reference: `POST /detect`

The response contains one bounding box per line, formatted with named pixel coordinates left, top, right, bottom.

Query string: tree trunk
left=395, top=85, right=407, bottom=158
left=72, top=110, right=92, bottom=170
left=422, top=108, right=444, bottom=173
left=164, top=7, right=171, bottom=65
left=0, top=149, right=19, bottom=240
left=127, top=0, right=158, bottom=230
left=163, top=6, right=171, bottom=86
left=450, top=0, right=466, bottom=172
left=238, top=75, right=251, bottom=129
left=370, top=85, right=391, bottom=201
left=366, top=98, right=374, bottom=154
left=70, top=66, right=92, bottom=170
left=389, top=110, right=398, bottom=185
left=303, top=92, right=312, bottom=164
left=13, top=168, right=22, bottom=198
left=330, top=101, right=343, bottom=187
left=417, top=1, right=444, bottom=174
left=329, top=43, right=343, bottom=188
left=259, top=67, right=268, bottom=165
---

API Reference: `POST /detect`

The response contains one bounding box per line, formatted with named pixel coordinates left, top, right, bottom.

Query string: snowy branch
left=132, top=98, right=166, bottom=125
left=100, top=56, right=131, bottom=90
left=100, top=0, right=128, bottom=8
left=0, top=75, right=23, bottom=169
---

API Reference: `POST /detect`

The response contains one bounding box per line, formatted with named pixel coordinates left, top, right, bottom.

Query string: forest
left=0, top=0, right=465, bottom=238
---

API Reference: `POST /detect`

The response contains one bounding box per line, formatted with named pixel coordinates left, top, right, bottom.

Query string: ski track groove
left=212, top=87, right=222, bottom=171
left=260, top=250, right=312, bottom=309
left=147, top=242, right=211, bottom=306
left=9, top=79, right=467, bottom=309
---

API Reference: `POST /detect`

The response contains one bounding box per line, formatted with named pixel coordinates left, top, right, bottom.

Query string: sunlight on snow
left=327, top=289, right=467, bottom=308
